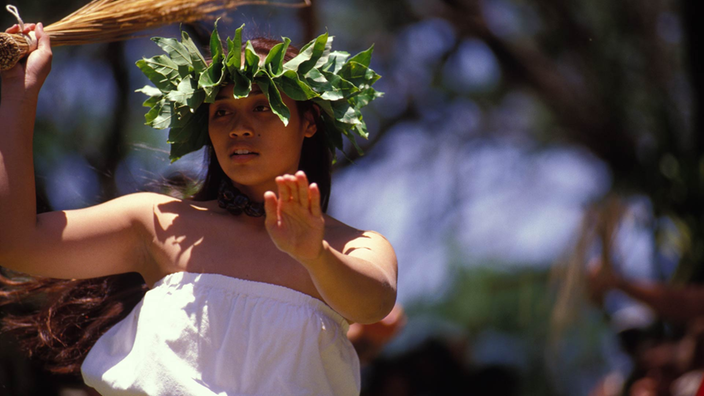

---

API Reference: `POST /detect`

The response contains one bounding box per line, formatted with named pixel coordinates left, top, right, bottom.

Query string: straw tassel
left=0, top=0, right=310, bottom=71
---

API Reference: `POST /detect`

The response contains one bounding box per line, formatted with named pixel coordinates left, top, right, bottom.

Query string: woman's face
left=208, top=84, right=317, bottom=198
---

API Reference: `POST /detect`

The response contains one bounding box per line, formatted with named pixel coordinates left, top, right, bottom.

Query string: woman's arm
left=0, top=23, right=155, bottom=280
left=264, top=171, right=398, bottom=324
left=589, top=260, right=704, bottom=322
left=299, top=230, right=397, bottom=324
left=0, top=23, right=51, bottom=261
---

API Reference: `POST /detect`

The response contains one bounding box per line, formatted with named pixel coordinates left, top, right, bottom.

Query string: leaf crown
left=136, top=22, right=383, bottom=162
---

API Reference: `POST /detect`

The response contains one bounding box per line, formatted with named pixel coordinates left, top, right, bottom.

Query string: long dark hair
left=0, top=37, right=333, bottom=375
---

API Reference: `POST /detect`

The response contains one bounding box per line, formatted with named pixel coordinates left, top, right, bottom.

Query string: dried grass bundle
left=548, top=196, right=625, bottom=348
left=0, top=0, right=310, bottom=70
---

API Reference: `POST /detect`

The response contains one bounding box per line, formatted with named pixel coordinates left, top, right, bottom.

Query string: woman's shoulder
left=114, top=191, right=213, bottom=211
left=99, top=192, right=218, bottom=227
left=324, top=215, right=394, bottom=253
left=106, top=191, right=182, bottom=206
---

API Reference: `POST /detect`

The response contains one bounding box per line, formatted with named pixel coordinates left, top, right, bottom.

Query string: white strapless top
left=81, top=272, right=360, bottom=396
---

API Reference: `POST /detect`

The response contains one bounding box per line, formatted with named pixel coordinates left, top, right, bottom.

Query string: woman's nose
left=228, top=118, right=254, bottom=138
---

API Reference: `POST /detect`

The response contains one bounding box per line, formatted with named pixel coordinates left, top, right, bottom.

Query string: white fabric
left=81, top=272, right=360, bottom=396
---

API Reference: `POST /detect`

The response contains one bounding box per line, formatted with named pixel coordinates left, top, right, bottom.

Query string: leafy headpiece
left=136, top=23, right=383, bottom=162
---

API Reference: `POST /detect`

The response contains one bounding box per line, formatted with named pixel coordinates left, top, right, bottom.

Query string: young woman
left=0, top=22, right=397, bottom=395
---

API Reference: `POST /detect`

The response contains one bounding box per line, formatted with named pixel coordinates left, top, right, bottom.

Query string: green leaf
left=343, top=126, right=365, bottom=155
left=231, top=69, right=252, bottom=98
left=199, top=62, right=223, bottom=88
left=226, top=38, right=236, bottom=68
left=170, top=105, right=193, bottom=129
left=187, top=88, right=206, bottom=109
left=305, top=69, right=344, bottom=100
left=136, top=56, right=180, bottom=90
left=200, top=22, right=225, bottom=103
left=199, top=67, right=224, bottom=103
left=339, top=61, right=381, bottom=89
left=166, top=76, right=196, bottom=106
left=284, top=32, right=328, bottom=75
left=152, top=37, right=192, bottom=68
left=145, top=55, right=180, bottom=81
left=167, top=107, right=210, bottom=162
left=165, top=76, right=205, bottom=110
left=331, top=100, right=362, bottom=125
left=144, top=99, right=164, bottom=125
left=311, top=97, right=335, bottom=118
left=351, top=88, right=383, bottom=109
left=320, top=113, right=344, bottom=150
left=199, top=25, right=226, bottom=104
left=264, top=37, right=291, bottom=77
left=354, top=121, right=370, bottom=140
left=209, top=20, right=224, bottom=65
left=152, top=101, right=173, bottom=129
left=255, top=74, right=290, bottom=126
left=136, top=85, right=163, bottom=107
left=143, top=95, right=162, bottom=108
left=244, top=41, right=260, bottom=77
left=180, top=31, right=207, bottom=73
left=136, top=85, right=162, bottom=97
left=321, top=70, right=358, bottom=98
left=275, top=70, right=319, bottom=101
left=346, top=44, right=374, bottom=68
left=322, top=50, right=350, bottom=73
left=313, top=35, right=334, bottom=69
left=225, top=24, right=244, bottom=73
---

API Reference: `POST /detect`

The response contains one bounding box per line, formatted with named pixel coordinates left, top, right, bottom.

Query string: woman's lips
left=229, top=152, right=259, bottom=163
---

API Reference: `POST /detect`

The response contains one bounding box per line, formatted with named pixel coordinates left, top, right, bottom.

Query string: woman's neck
left=232, top=182, right=272, bottom=204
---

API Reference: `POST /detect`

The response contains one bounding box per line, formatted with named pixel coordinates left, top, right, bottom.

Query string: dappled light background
left=1, top=0, right=702, bottom=395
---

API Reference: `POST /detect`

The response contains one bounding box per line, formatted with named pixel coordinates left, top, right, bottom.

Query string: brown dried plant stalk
left=548, top=196, right=625, bottom=349
left=0, top=0, right=310, bottom=71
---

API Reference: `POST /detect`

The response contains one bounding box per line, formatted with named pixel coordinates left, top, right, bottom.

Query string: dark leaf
left=275, top=70, right=319, bottom=101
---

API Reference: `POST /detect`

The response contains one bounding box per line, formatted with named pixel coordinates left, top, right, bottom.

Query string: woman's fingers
left=275, top=177, right=288, bottom=202
left=310, top=183, right=322, bottom=217
left=4, top=23, right=35, bottom=34
left=35, top=23, right=49, bottom=49
left=278, top=175, right=300, bottom=204
left=4, top=23, right=35, bottom=33
left=276, top=172, right=318, bottom=215
left=263, top=191, right=279, bottom=223
left=285, top=174, right=299, bottom=203
left=295, top=171, right=310, bottom=208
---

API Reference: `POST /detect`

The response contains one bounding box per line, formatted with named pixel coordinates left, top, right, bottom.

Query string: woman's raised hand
left=264, top=171, right=325, bottom=262
left=1, top=22, right=52, bottom=96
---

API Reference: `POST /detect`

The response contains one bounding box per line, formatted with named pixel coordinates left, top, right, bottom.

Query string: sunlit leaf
left=264, top=37, right=291, bottom=77
left=255, top=74, right=290, bottom=126
left=152, top=37, right=192, bottom=68
left=180, top=31, right=206, bottom=73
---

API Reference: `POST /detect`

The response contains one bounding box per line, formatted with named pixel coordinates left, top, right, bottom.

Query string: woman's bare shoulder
left=114, top=192, right=222, bottom=227
left=117, top=191, right=183, bottom=205
left=113, top=192, right=214, bottom=214
left=324, top=215, right=394, bottom=253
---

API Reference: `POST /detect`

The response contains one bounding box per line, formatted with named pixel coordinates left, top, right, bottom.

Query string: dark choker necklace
left=217, top=179, right=265, bottom=217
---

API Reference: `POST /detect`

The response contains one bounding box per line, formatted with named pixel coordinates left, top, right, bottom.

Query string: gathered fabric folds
left=81, top=272, right=360, bottom=396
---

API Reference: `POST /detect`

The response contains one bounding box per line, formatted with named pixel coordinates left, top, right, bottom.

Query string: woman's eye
left=254, top=104, right=271, bottom=112
left=213, top=109, right=230, bottom=117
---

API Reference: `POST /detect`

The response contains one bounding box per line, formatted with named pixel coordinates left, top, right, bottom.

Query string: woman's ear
left=302, top=105, right=319, bottom=138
